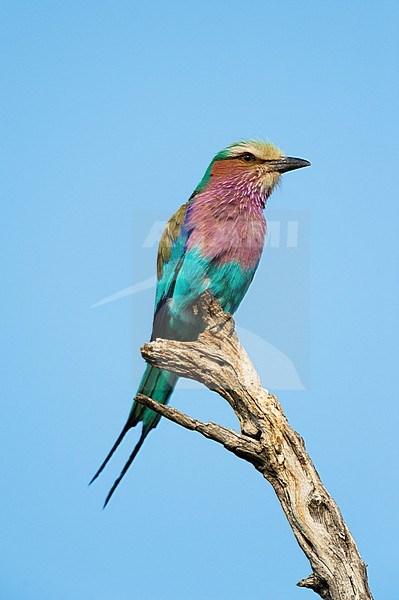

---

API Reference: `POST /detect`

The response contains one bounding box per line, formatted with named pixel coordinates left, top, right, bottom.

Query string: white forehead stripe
left=226, top=140, right=283, bottom=160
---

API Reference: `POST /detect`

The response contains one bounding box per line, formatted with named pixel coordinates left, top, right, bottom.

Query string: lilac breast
left=186, top=191, right=267, bottom=270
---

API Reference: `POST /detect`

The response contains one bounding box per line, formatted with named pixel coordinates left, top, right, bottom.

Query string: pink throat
left=186, top=175, right=267, bottom=270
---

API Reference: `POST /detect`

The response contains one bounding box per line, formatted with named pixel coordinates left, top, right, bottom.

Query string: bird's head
left=194, top=140, right=310, bottom=207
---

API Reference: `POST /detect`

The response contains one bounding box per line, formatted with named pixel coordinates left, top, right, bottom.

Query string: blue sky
left=1, top=2, right=398, bottom=598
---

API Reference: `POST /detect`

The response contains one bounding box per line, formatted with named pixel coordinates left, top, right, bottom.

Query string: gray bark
left=135, top=292, right=373, bottom=600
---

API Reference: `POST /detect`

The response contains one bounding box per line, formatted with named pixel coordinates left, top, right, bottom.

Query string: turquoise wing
left=152, top=202, right=191, bottom=339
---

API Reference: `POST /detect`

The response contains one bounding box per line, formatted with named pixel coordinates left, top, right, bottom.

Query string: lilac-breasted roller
left=91, top=140, right=310, bottom=506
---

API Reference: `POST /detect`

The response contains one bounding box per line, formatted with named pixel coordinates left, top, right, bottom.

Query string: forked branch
left=136, top=292, right=373, bottom=600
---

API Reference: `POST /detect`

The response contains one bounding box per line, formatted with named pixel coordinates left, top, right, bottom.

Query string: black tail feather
left=89, top=422, right=131, bottom=486
left=102, top=429, right=149, bottom=509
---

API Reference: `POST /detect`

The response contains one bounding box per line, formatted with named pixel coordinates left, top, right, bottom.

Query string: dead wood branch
left=137, top=292, right=373, bottom=600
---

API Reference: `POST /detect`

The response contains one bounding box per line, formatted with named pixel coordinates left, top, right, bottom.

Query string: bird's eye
left=242, top=153, right=256, bottom=162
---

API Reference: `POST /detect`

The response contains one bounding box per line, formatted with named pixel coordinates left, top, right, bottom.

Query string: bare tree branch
left=135, top=394, right=262, bottom=460
left=139, top=292, right=373, bottom=600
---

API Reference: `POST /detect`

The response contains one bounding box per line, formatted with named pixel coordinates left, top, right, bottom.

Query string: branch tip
left=297, top=574, right=330, bottom=598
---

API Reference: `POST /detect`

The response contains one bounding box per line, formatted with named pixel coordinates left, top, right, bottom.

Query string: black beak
left=270, top=157, right=311, bottom=173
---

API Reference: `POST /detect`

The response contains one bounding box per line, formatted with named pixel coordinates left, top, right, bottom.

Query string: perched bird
left=91, top=140, right=310, bottom=506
